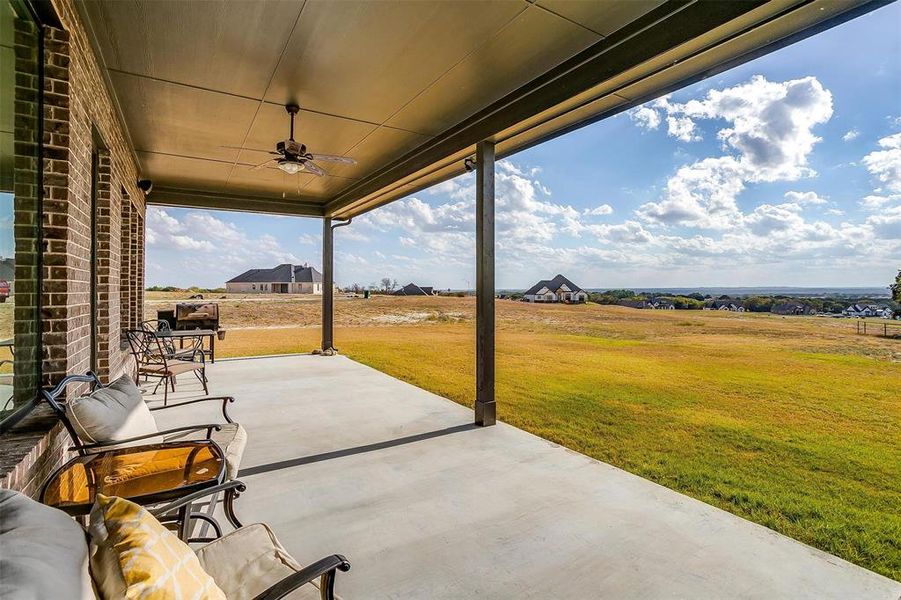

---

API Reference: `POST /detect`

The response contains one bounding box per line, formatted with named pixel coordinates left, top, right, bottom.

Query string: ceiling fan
left=249, top=104, right=356, bottom=176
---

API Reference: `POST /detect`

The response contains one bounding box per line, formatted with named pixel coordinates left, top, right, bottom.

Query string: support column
left=475, top=141, right=496, bottom=426
left=321, top=217, right=334, bottom=353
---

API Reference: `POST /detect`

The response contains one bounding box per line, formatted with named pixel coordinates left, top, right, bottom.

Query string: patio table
left=154, top=329, right=217, bottom=363
left=39, top=440, right=225, bottom=517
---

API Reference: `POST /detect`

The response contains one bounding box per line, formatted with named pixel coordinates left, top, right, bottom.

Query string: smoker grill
left=157, top=302, right=220, bottom=331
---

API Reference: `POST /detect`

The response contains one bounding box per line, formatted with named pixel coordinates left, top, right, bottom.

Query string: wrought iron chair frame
left=141, top=319, right=205, bottom=362
left=38, top=372, right=242, bottom=540
left=151, top=480, right=350, bottom=600
left=126, top=328, right=208, bottom=404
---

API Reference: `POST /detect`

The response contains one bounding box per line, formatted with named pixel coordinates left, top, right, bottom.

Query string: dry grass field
left=140, top=291, right=895, bottom=579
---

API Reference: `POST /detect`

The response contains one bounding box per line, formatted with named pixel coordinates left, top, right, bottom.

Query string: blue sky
left=138, top=4, right=897, bottom=290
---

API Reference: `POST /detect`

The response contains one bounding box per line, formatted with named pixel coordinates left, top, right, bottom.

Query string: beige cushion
left=0, top=490, right=96, bottom=600
left=68, top=375, right=160, bottom=446
left=141, top=361, right=204, bottom=375
left=164, top=422, right=247, bottom=480
left=89, top=494, right=225, bottom=600
left=196, top=523, right=336, bottom=600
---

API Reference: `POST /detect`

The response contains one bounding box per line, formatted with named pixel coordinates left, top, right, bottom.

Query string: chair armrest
left=149, top=396, right=236, bottom=423
left=150, top=480, right=246, bottom=517
left=72, top=424, right=222, bottom=451
left=251, top=554, right=351, bottom=600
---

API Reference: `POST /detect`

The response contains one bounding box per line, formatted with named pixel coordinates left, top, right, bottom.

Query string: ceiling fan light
left=277, top=159, right=303, bottom=175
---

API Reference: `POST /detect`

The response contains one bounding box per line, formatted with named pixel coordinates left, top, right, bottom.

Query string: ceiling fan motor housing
left=277, top=139, right=305, bottom=158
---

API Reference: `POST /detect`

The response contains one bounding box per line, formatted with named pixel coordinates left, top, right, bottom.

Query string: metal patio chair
left=141, top=319, right=205, bottom=362
left=127, top=328, right=208, bottom=405
left=38, top=372, right=247, bottom=537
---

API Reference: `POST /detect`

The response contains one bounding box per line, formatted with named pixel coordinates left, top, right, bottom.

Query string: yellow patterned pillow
left=88, top=494, right=226, bottom=600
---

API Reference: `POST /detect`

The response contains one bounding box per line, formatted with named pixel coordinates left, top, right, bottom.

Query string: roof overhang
left=77, top=0, right=889, bottom=220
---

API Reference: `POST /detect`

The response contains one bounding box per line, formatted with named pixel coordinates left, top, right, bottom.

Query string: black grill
left=157, top=302, right=220, bottom=331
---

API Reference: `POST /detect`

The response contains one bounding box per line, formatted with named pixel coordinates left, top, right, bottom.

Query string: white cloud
left=862, top=132, right=901, bottom=193
left=867, top=210, right=901, bottom=239
left=784, top=190, right=827, bottom=205
left=860, top=194, right=900, bottom=210
left=666, top=115, right=702, bottom=142
left=146, top=208, right=213, bottom=251
left=745, top=202, right=804, bottom=236
left=636, top=156, right=746, bottom=228
left=584, top=204, right=614, bottom=216
left=587, top=220, right=653, bottom=244
left=636, top=76, right=834, bottom=228
left=842, top=129, right=860, bottom=142
left=629, top=105, right=661, bottom=130
left=825, top=208, right=844, bottom=216
left=145, top=207, right=310, bottom=283
left=298, top=233, right=317, bottom=245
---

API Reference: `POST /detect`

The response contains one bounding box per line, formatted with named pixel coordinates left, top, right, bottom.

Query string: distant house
left=707, top=299, right=744, bottom=312
left=771, top=302, right=816, bottom=316
left=843, top=303, right=891, bottom=318
left=647, top=300, right=675, bottom=310
left=617, top=300, right=648, bottom=310
left=394, top=283, right=436, bottom=296
left=226, top=263, right=323, bottom=294
left=616, top=299, right=674, bottom=310
left=523, top=274, right=588, bottom=303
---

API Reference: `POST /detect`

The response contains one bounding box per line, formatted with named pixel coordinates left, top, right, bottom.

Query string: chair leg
left=163, top=378, right=168, bottom=406
left=223, top=484, right=245, bottom=529
left=197, top=368, right=208, bottom=394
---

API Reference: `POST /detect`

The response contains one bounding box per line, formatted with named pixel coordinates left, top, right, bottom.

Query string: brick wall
left=120, top=191, right=133, bottom=331
left=2, top=0, right=147, bottom=496
left=11, top=17, right=42, bottom=408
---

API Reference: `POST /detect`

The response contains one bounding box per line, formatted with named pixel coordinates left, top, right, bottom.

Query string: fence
left=855, top=319, right=901, bottom=338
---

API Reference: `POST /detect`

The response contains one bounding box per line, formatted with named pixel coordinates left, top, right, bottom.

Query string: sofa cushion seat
left=195, top=523, right=338, bottom=600
left=67, top=375, right=160, bottom=446
left=0, top=490, right=96, bottom=600
left=141, top=361, right=204, bottom=375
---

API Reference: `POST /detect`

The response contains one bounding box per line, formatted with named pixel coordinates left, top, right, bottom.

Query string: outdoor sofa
left=0, top=487, right=350, bottom=599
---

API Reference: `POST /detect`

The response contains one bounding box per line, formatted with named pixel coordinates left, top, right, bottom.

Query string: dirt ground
left=145, top=291, right=900, bottom=361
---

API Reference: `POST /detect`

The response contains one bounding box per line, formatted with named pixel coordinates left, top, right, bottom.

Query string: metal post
left=321, top=217, right=334, bottom=353
left=475, top=140, right=496, bottom=426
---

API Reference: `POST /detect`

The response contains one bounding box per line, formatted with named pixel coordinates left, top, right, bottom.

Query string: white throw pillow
left=67, top=375, right=160, bottom=446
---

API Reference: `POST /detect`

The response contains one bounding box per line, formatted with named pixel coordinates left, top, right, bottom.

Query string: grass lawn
left=150, top=294, right=901, bottom=579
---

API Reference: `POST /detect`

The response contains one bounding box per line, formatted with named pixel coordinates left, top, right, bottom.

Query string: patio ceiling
left=78, top=0, right=882, bottom=219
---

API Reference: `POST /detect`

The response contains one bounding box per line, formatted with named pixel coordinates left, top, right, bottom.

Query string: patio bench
left=1, top=487, right=350, bottom=600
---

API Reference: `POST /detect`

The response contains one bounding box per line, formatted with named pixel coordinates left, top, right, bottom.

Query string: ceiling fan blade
left=304, top=161, right=326, bottom=177
left=221, top=145, right=281, bottom=156
left=309, top=153, right=356, bottom=165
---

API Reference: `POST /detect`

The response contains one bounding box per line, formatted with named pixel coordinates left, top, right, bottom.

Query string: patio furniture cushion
left=0, top=489, right=96, bottom=600
left=68, top=374, right=160, bottom=446
left=195, top=523, right=339, bottom=600
left=164, top=422, right=247, bottom=480
left=88, top=494, right=225, bottom=600
left=142, top=361, right=204, bottom=375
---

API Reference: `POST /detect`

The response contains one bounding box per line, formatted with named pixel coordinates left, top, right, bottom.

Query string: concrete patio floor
left=152, top=354, right=900, bottom=599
